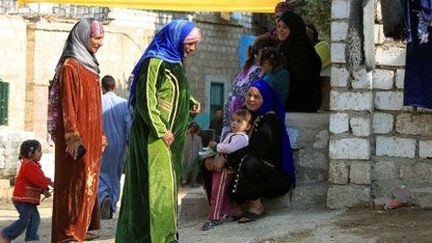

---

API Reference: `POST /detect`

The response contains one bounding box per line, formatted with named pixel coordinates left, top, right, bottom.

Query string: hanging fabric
left=345, top=0, right=375, bottom=75
left=403, top=0, right=432, bottom=109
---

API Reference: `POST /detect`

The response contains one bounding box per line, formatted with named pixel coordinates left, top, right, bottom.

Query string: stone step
left=179, top=187, right=208, bottom=222
left=179, top=182, right=329, bottom=221
left=265, top=182, right=328, bottom=210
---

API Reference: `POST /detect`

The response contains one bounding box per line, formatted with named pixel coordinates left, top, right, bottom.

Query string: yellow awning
left=18, top=0, right=280, bottom=13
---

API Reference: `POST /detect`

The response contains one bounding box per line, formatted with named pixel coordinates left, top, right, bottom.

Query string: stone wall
left=0, top=6, right=258, bottom=178
left=0, top=128, right=34, bottom=177
left=0, top=16, right=27, bottom=131
left=328, top=0, right=432, bottom=209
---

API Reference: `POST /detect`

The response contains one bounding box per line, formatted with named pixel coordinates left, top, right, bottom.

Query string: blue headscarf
left=249, top=80, right=296, bottom=188
left=128, top=19, right=196, bottom=108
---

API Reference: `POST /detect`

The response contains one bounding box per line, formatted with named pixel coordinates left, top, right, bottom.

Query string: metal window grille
left=209, top=82, right=224, bottom=121
left=0, top=79, right=9, bottom=125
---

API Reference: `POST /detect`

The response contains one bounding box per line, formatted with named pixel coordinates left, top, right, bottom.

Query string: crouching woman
left=228, top=79, right=296, bottom=223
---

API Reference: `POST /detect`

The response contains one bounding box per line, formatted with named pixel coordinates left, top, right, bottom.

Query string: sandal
left=84, top=232, right=100, bottom=241
left=238, top=211, right=265, bottom=223
left=201, top=220, right=224, bottom=231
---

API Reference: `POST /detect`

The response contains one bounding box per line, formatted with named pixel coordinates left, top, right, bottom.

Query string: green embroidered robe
left=116, top=58, right=197, bottom=243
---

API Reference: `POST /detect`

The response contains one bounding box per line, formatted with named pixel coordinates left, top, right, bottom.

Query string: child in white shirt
left=202, top=109, right=252, bottom=231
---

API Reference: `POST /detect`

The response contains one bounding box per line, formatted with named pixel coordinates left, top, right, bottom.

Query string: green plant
left=263, top=0, right=331, bottom=43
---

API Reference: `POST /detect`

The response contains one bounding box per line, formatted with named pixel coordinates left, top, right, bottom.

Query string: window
left=0, top=79, right=9, bottom=125
left=210, top=82, right=224, bottom=121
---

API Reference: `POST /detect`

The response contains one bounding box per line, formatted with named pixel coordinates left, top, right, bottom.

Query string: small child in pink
left=202, top=109, right=252, bottom=231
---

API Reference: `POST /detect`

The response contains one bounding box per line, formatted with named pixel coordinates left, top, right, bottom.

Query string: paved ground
left=2, top=186, right=432, bottom=243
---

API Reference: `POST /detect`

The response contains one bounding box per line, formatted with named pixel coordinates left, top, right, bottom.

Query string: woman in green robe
left=116, top=20, right=201, bottom=243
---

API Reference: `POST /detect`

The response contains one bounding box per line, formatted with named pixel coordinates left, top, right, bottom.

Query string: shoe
left=84, top=232, right=99, bottom=241
left=201, top=220, right=224, bottom=231
left=101, top=197, right=112, bottom=220
left=238, top=211, right=265, bottom=223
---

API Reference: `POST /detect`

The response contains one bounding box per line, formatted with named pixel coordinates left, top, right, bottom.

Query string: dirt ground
left=1, top=197, right=432, bottom=242
left=334, top=207, right=432, bottom=243
left=258, top=207, right=432, bottom=243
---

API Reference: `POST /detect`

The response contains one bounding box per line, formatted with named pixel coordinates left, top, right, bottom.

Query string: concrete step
left=265, top=183, right=328, bottom=210
left=179, top=113, right=331, bottom=221
left=179, top=187, right=208, bottom=222
left=179, top=182, right=329, bottom=221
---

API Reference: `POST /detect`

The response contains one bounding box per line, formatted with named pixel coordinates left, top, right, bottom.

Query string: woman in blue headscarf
left=227, top=79, right=295, bottom=223
left=116, top=20, right=201, bottom=243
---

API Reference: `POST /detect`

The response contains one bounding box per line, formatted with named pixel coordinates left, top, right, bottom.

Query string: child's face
left=231, top=114, right=250, bottom=133
left=31, top=146, right=43, bottom=162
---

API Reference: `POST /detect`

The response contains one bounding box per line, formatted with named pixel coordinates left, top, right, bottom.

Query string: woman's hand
left=190, top=103, right=201, bottom=116
left=204, top=158, right=216, bottom=171
left=162, top=131, right=175, bottom=146
left=66, top=141, right=81, bottom=160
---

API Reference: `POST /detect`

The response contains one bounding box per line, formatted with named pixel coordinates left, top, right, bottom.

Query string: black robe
left=278, top=11, right=322, bottom=112
left=227, top=113, right=291, bottom=202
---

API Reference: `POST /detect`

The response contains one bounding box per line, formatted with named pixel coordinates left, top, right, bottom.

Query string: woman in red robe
left=47, top=18, right=105, bottom=243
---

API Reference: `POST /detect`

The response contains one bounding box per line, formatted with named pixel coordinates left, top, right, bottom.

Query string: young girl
left=202, top=109, right=252, bottom=231
left=1, top=139, right=53, bottom=243
left=182, top=122, right=203, bottom=187
left=259, top=47, right=290, bottom=104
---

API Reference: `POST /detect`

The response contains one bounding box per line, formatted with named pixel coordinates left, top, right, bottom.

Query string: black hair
left=19, top=139, right=41, bottom=160
left=259, top=47, right=281, bottom=69
left=101, top=75, right=116, bottom=91
left=242, top=34, right=278, bottom=72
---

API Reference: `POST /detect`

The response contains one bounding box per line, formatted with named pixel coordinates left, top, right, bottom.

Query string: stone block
left=374, top=161, right=398, bottom=180
left=419, top=140, right=432, bottom=159
left=330, top=112, right=349, bottom=134
left=327, top=185, right=371, bottom=209
left=330, top=66, right=349, bottom=87
left=329, top=138, right=370, bottom=160
left=350, top=162, right=371, bottom=185
left=351, top=69, right=372, bottom=89
left=291, top=183, right=328, bottom=209
left=331, top=42, right=345, bottom=63
left=376, top=1, right=382, bottom=21
left=376, top=136, right=416, bottom=158
left=286, top=113, right=329, bottom=149
left=373, top=112, right=394, bottom=134
left=329, top=161, right=348, bottom=184
left=179, top=190, right=208, bottom=221
left=395, top=69, right=405, bottom=89
left=331, top=21, right=348, bottom=42
left=374, top=24, right=385, bottom=44
left=313, top=130, right=330, bottom=149
left=392, top=187, right=413, bottom=204
left=373, top=179, right=406, bottom=198
left=375, top=46, right=406, bottom=66
left=373, top=69, right=394, bottom=89
left=295, top=148, right=328, bottom=184
left=331, top=0, right=350, bottom=19
left=411, top=187, right=432, bottom=209
left=350, top=115, right=371, bottom=137
left=375, top=91, right=403, bottom=111
left=400, top=163, right=432, bottom=184
left=396, top=113, right=432, bottom=136
left=330, top=91, right=373, bottom=111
